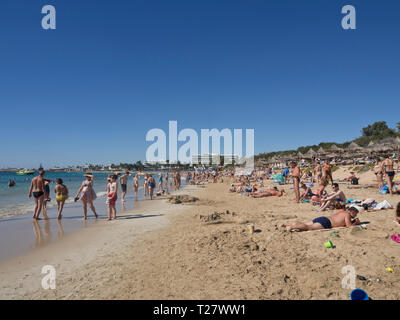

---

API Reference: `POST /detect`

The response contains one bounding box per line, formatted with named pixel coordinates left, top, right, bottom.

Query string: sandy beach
left=0, top=166, right=399, bottom=300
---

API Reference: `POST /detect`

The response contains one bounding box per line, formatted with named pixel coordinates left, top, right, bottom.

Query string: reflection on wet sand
left=57, top=219, right=64, bottom=240
left=32, top=219, right=66, bottom=247
left=32, top=220, right=52, bottom=248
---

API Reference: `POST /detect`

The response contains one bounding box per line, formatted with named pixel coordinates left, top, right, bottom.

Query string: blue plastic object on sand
left=350, top=288, right=369, bottom=300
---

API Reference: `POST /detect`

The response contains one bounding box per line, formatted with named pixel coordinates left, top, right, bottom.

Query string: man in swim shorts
left=119, top=171, right=130, bottom=202
left=382, top=156, right=395, bottom=195
left=28, top=170, right=46, bottom=220
left=283, top=207, right=360, bottom=232
left=318, top=183, right=347, bottom=211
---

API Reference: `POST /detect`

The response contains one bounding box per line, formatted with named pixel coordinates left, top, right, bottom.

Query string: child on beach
left=54, top=178, right=68, bottom=219
left=107, top=175, right=118, bottom=220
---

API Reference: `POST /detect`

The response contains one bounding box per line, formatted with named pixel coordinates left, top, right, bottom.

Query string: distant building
left=191, top=153, right=239, bottom=166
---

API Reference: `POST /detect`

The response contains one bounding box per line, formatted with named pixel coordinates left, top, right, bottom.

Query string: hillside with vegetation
left=255, top=121, right=400, bottom=161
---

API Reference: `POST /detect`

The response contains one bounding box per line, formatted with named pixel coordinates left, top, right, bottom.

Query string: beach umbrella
left=297, top=152, right=305, bottom=159
left=306, top=148, right=318, bottom=156
left=329, top=144, right=344, bottom=153
left=347, top=142, right=363, bottom=151
left=317, top=147, right=327, bottom=155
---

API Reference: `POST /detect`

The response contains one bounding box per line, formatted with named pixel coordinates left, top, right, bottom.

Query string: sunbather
left=300, top=183, right=315, bottom=200
left=283, top=207, right=360, bottom=231
left=251, top=188, right=284, bottom=198
left=317, top=183, right=347, bottom=211
left=396, top=202, right=400, bottom=225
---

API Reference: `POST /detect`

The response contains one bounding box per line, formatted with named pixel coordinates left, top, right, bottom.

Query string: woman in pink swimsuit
left=75, top=174, right=98, bottom=220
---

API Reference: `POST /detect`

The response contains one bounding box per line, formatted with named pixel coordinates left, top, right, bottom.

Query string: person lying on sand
left=342, top=172, right=359, bottom=185
left=283, top=207, right=360, bottom=232
left=251, top=188, right=285, bottom=198
left=318, top=183, right=347, bottom=212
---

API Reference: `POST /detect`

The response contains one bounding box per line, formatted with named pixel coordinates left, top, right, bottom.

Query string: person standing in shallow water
left=119, top=171, right=129, bottom=202
left=133, top=174, right=139, bottom=199
left=74, top=174, right=98, bottom=220
left=148, top=175, right=156, bottom=200
left=55, top=178, right=68, bottom=220
left=28, top=170, right=46, bottom=220
left=107, top=175, right=118, bottom=220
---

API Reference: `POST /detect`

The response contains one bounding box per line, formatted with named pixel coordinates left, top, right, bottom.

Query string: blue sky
left=0, top=0, right=399, bottom=168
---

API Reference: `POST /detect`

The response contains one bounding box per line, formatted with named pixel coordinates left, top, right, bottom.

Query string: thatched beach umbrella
left=347, top=142, right=362, bottom=151
left=317, top=147, right=327, bottom=155
left=329, top=144, right=344, bottom=153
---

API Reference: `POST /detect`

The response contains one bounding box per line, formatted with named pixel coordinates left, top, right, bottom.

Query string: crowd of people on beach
left=226, top=154, right=400, bottom=233
left=28, top=170, right=184, bottom=221
left=20, top=152, right=400, bottom=235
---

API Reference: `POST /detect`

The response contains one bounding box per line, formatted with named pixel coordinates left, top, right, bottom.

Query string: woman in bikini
left=75, top=174, right=98, bottom=220
left=55, top=178, right=68, bottom=219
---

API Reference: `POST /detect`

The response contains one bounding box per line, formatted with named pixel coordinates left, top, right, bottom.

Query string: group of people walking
left=28, top=170, right=183, bottom=221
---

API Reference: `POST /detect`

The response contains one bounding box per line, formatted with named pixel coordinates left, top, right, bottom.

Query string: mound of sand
left=167, top=195, right=199, bottom=204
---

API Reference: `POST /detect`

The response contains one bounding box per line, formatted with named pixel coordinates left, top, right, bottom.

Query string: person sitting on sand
left=396, top=202, right=400, bottom=225
left=311, top=177, right=329, bottom=203
left=283, top=207, right=360, bottom=232
left=317, top=183, right=347, bottom=212
left=299, top=183, right=315, bottom=201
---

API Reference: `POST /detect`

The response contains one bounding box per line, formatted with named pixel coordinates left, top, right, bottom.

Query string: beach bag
left=379, top=186, right=389, bottom=194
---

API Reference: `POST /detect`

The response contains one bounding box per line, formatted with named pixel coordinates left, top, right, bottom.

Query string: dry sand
left=1, top=166, right=399, bottom=300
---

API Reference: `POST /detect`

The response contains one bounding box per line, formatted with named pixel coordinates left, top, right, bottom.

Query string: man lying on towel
left=283, top=207, right=360, bottom=232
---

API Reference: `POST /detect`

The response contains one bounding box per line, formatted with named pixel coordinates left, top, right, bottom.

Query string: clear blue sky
left=0, top=0, right=399, bottom=168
